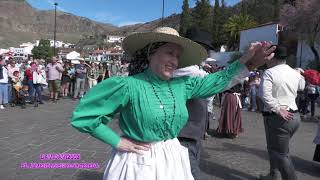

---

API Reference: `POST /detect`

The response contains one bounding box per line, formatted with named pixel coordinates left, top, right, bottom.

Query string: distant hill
left=0, top=0, right=119, bottom=48
left=117, top=13, right=181, bottom=35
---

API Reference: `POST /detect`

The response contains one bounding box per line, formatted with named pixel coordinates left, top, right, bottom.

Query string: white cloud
left=117, top=21, right=145, bottom=27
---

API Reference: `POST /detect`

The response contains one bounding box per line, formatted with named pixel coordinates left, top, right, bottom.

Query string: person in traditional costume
left=71, top=27, right=275, bottom=180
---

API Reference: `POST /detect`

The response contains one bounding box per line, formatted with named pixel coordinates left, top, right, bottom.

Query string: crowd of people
left=0, top=56, right=128, bottom=109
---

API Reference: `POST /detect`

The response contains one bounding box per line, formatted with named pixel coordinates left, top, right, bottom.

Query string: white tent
left=66, top=51, right=81, bottom=64
left=66, top=51, right=80, bottom=60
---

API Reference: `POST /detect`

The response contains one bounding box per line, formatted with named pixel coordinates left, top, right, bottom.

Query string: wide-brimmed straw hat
left=122, top=27, right=208, bottom=68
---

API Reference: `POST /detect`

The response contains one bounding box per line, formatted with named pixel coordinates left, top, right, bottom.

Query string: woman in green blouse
left=71, top=27, right=275, bottom=180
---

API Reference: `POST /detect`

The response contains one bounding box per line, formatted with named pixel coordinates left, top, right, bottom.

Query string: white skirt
left=103, top=138, right=194, bottom=180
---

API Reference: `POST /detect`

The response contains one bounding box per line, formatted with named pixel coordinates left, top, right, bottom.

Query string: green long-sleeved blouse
left=71, top=61, right=247, bottom=148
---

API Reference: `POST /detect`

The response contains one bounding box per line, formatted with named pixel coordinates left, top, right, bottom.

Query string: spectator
left=46, top=56, right=64, bottom=102
left=7, top=58, right=20, bottom=106
left=24, top=62, right=35, bottom=103
left=97, top=63, right=106, bottom=83
left=32, top=62, right=46, bottom=104
left=73, top=59, right=87, bottom=100
left=11, top=70, right=22, bottom=106
left=87, top=62, right=99, bottom=88
left=0, top=57, right=9, bottom=109
left=61, top=63, right=71, bottom=98
left=68, top=63, right=76, bottom=97
left=19, top=85, right=29, bottom=109
left=306, top=82, right=320, bottom=117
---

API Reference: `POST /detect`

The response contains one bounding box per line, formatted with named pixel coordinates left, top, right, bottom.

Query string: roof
left=241, top=21, right=280, bottom=32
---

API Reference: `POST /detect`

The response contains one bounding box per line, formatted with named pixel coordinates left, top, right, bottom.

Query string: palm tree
left=224, top=14, right=258, bottom=50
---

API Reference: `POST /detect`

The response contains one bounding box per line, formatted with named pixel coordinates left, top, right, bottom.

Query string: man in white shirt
left=259, top=46, right=305, bottom=180
left=0, top=57, right=9, bottom=109
left=7, top=58, right=20, bottom=106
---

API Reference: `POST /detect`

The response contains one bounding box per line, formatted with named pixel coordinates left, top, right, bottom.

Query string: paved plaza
left=0, top=98, right=319, bottom=180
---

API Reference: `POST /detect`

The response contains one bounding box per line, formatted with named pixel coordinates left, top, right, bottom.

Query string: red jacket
left=25, top=69, right=33, bottom=81
left=303, top=70, right=320, bottom=85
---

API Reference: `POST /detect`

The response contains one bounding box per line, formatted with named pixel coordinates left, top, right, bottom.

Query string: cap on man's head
left=272, top=45, right=287, bottom=60
left=185, top=27, right=214, bottom=50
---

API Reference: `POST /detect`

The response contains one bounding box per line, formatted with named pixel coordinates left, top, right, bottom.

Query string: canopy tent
left=66, top=51, right=80, bottom=60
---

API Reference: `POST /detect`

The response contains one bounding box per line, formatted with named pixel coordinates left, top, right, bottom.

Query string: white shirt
left=259, top=64, right=305, bottom=113
left=0, top=66, right=8, bottom=84
left=172, top=65, right=208, bottom=78
left=173, top=64, right=250, bottom=112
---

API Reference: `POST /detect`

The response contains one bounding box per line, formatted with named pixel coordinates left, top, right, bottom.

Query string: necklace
left=144, top=74, right=176, bottom=137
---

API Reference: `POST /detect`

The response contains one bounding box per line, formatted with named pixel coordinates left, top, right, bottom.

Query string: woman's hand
left=239, top=42, right=276, bottom=71
left=116, top=137, right=151, bottom=155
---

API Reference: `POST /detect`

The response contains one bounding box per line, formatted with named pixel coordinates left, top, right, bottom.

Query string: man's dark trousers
left=263, top=112, right=300, bottom=180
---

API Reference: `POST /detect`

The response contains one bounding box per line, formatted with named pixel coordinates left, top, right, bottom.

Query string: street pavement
left=0, top=98, right=319, bottom=180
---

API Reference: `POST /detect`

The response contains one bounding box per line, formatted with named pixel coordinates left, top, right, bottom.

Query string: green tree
left=273, top=0, right=280, bottom=21
left=212, top=0, right=221, bottom=50
left=179, top=0, right=193, bottom=36
left=224, top=14, right=258, bottom=50
left=193, top=0, right=212, bottom=32
left=32, top=39, right=54, bottom=60
left=221, top=0, right=225, bottom=8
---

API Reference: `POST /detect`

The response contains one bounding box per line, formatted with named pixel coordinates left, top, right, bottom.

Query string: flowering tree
left=280, top=0, right=320, bottom=69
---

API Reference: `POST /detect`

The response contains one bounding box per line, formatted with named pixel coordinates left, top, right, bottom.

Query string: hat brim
left=123, top=32, right=207, bottom=68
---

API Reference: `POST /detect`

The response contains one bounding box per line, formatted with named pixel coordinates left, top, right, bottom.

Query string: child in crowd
left=11, top=71, right=22, bottom=106
left=19, top=85, right=29, bottom=109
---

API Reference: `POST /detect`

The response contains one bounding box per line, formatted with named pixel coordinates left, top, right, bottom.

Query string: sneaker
left=0, top=105, right=4, bottom=109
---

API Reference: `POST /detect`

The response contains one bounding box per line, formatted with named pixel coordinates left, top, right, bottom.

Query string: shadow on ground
left=205, top=142, right=320, bottom=178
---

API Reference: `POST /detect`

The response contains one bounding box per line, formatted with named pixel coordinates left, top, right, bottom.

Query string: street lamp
left=161, top=0, right=164, bottom=26
left=54, top=2, right=58, bottom=56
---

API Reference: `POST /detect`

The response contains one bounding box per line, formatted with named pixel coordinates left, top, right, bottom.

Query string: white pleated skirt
left=103, top=138, right=194, bottom=180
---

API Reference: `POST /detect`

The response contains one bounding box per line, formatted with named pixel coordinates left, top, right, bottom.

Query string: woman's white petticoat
left=103, top=138, right=194, bottom=180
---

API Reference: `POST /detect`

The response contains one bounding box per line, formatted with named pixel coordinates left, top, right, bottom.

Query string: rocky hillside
left=0, top=0, right=119, bottom=48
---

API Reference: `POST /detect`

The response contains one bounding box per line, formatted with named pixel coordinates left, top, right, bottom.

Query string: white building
left=35, top=40, right=74, bottom=48
left=239, top=23, right=281, bottom=52
left=106, top=35, right=125, bottom=43
left=239, top=22, right=319, bottom=68
left=66, top=51, right=81, bottom=60
left=89, top=49, right=123, bottom=62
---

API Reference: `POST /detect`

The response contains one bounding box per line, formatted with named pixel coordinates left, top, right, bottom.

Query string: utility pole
left=54, top=2, right=58, bottom=56
left=161, top=0, right=165, bottom=26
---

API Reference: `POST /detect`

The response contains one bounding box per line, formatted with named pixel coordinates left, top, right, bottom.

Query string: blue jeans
left=33, top=84, right=43, bottom=102
left=27, top=80, right=34, bottom=101
left=250, top=88, right=257, bottom=110
left=8, top=82, right=12, bottom=103
left=0, top=83, right=9, bottom=105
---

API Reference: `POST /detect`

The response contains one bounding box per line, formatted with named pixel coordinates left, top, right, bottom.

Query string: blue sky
left=26, top=0, right=240, bottom=27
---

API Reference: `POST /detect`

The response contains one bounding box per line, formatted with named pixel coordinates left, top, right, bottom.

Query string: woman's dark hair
left=270, top=45, right=287, bottom=60
left=128, top=42, right=167, bottom=76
